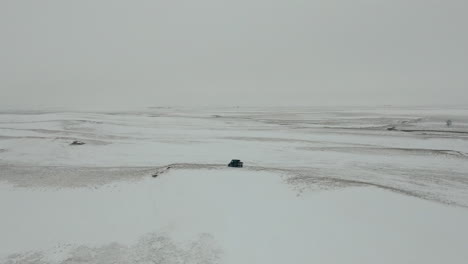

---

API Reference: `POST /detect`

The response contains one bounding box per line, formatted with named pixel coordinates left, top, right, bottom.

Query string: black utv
left=228, top=159, right=243, bottom=168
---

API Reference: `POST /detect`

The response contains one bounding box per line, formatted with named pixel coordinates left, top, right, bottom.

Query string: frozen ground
left=1, top=106, right=468, bottom=263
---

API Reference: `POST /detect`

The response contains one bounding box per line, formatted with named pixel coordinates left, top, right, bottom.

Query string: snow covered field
left=1, top=106, right=468, bottom=263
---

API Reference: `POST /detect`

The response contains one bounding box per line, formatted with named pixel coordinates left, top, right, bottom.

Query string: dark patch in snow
left=70, top=140, right=85, bottom=146
left=1, top=233, right=222, bottom=264
left=152, top=166, right=172, bottom=177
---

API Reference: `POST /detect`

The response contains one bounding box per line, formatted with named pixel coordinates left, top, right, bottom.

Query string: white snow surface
left=1, top=106, right=468, bottom=263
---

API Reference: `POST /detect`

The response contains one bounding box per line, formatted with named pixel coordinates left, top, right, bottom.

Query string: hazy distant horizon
left=2, top=0, right=467, bottom=109
left=2, top=103, right=468, bottom=114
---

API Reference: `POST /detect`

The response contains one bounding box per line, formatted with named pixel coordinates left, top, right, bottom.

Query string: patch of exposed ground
left=2, top=162, right=467, bottom=208
left=1, top=233, right=222, bottom=264
left=0, top=165, right=154, bottom=189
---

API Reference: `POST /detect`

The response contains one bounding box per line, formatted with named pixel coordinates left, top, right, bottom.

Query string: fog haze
left=1, top=0, right=467, bottom=109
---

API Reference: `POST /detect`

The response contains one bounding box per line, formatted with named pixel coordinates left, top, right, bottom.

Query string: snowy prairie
left=1, top=106, right=468, bottom=264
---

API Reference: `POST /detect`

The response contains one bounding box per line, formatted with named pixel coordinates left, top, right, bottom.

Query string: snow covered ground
left=1, top=106, right=468, bottom=263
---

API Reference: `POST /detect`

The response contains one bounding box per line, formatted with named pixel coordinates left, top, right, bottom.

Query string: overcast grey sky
left=1, top=0, right=467, bottom=109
